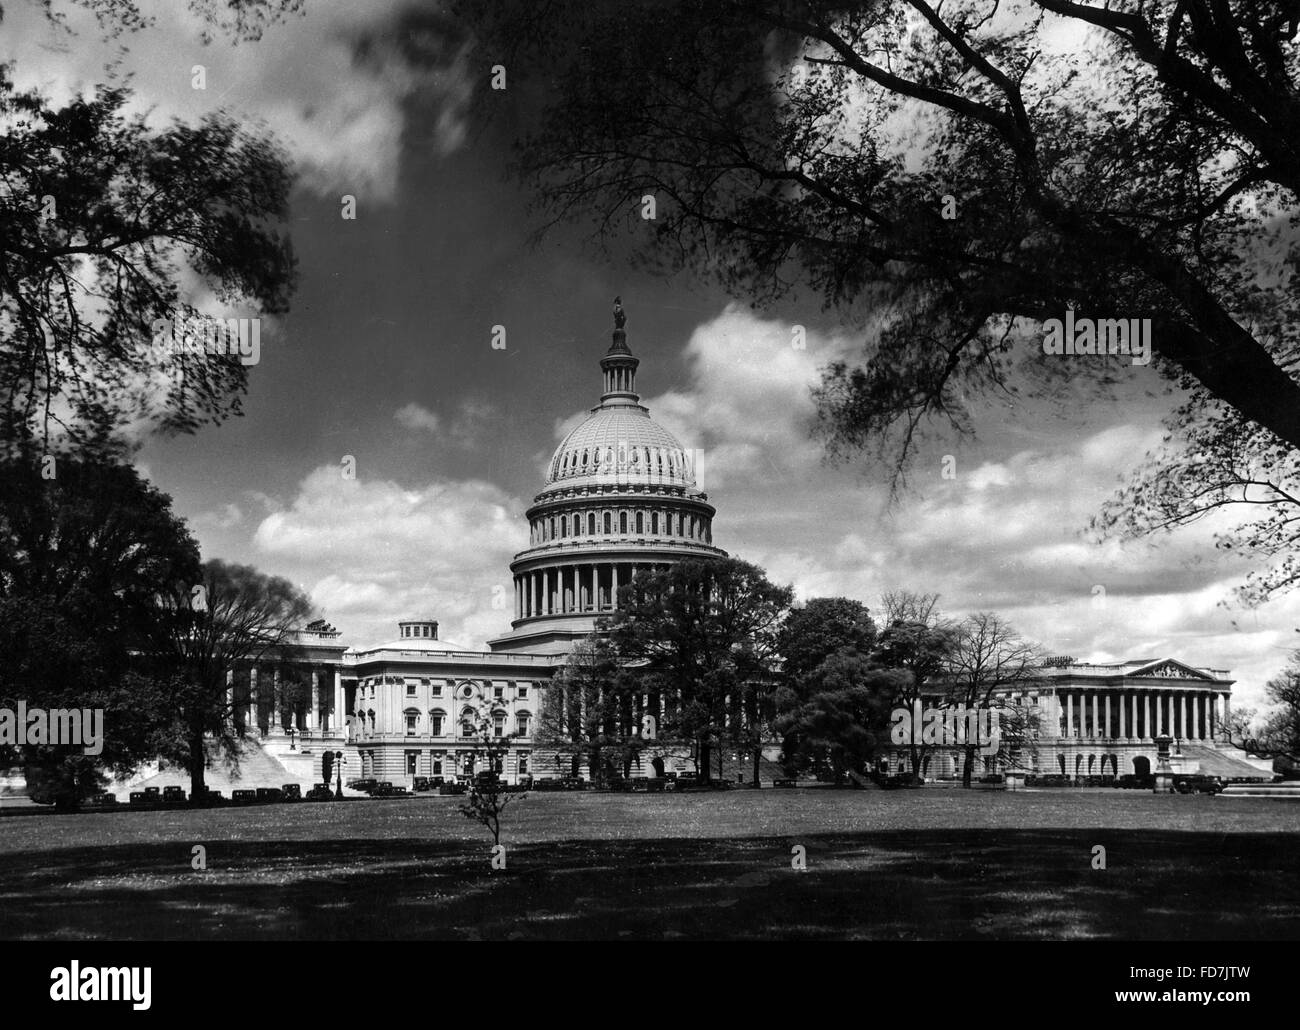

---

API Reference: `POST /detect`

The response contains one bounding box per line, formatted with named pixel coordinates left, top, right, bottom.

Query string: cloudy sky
left=6, top=0, right=1296, bottom=707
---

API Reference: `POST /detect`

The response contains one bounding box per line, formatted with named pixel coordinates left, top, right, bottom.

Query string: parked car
left=438, top=782, right=467, bottom=796
left=305, top=784, right=335, bottom=801
left=194, top=788, right=226, bottom=805
left=412, top=776, right=431, bottom=792
left=281, top=783, right=302, bottom=801
left=346, top=778, right=378, bottom=793
left=162, top=786, right=187, bottom=805
left=231, top=789, right=257, bottom=804
left=86, top=792, right=118, bottom=807
left=129, top=791, right=156, bottom=807
left=1174, top=775, right=1224, bottom=795
left=374, top=785, right=412, bottom=798
left=255, top=787, right=284, bottom=803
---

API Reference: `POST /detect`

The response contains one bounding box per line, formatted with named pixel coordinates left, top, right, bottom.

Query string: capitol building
left=213, top=303, right=1262, bottom=790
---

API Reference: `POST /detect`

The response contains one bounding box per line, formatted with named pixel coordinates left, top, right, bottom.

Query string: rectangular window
left=406, top=714, right=417, bottom=735
left=406, top=751, right=418, bottom=775
left=407, top=683, right=416, bottom=696
left=432, top=755, right=443, bottom=776
left=431, top=715, right=443, bottom=736
left=433, top=682, right=444, bottom=697
left=517, top=684, right=529, bottom=699
left=494, top=684, right=505, bottom=699
left=493, top=715, right=505, bottom=737
left=518, top=753, right=529, bottom=775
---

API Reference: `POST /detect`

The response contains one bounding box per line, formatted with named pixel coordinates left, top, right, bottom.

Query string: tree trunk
left=962, top=745, right=975, bottom=788
left=188, top=729, right=207, bottom=801
left=752, top=745, right=761, bottom=788
left=699, top=740, right=712, bottom=781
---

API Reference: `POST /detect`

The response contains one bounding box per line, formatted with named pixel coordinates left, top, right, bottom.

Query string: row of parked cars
left=83, top=782, right=339, bottom=808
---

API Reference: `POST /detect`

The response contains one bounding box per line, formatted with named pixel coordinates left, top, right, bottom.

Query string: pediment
left=1127, top=658, right=1214, bottom=681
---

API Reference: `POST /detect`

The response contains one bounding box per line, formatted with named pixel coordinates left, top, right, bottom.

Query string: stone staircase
left=126, top=738, right=317, bottom=797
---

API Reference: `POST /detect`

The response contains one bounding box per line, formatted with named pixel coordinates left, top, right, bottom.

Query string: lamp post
left=334, top=751, right=345, bottom=800
left=287, top=726, right=297, bottom=752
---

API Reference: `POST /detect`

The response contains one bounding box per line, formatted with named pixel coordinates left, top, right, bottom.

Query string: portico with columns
left=886, top=657, right=1253, bottom=781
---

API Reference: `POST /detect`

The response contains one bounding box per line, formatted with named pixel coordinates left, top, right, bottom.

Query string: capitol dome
left=488, top=297, right=726, bottom=655
left=547, top=407, right=697, bottom=489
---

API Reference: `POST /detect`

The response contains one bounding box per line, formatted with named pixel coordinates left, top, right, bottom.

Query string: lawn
left=1, top=789, right=1297, bottom=940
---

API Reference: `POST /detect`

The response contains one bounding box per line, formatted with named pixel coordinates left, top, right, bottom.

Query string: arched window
left=604, top=512, right=612, bottom=533
left=460, top=710, right=475, bottom=737
left=588, top=512, right=596, bottom=535
left=492, top=711, right=507, bottom=738
left=404, top=708, right=420, bottom=736
left=636, top=511, right=643, bottom=534
left=581, top=448, right=588, bottom=468
left=560, top=515, right=567, bottom=537
left=651, top=512, right=659, bottom=534
left=620, top=512, right=628, bottom=533
left=516, top=712, right=531, bottom=736
left=429, top=710, right=446, bottom=736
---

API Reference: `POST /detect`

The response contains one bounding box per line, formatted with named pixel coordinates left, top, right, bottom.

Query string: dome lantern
left=600, top=295, right=641, bottom=406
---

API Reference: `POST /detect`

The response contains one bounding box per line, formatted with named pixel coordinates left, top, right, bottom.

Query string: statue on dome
left=613, top=296, right=626, bottom=329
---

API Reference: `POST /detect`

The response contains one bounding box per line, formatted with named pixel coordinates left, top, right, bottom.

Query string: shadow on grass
left=0, top=829, right=1296, bottom=940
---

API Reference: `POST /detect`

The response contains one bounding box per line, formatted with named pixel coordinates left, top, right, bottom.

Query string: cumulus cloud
left=251, top=465, right=527, bottom=648
left=1, top=0, right=473, bottom=201
left=395, top=399, right=497, bottom=446
left=626, top=304, right=1287, bottom=707
left=394, top=402, right=441, bottom=433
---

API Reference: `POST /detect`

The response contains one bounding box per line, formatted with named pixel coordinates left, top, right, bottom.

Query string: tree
left=535, top=634, right=643, bottom=783
left=0, top=1, right=298, bottom=453
left=1093, top=396, right=1300, bottom=608
left=461, top=0, right=1300, bottom=573
left=1228, top=651, right=1300, bottom=763
left=605, top=557, right=793, bottom=781
left=778, top=597, right=877, bottom=684
left=0, top=450, right=199, bottom=807
left=457, top=703, right=525, bottom=850
left=870, top=591, right=956, bottom=778
left=775, top=651, right=903, bottom=783
left=941, top=612, right=1046, bottom=786
left=150, top=559, right=313, bottom=800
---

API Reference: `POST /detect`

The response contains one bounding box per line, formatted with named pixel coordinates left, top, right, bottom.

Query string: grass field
left=2, top=789, right=1298, bottom=940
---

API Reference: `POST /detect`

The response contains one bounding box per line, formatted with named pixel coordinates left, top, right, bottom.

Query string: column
left=271, top=667, right=281, bottom=734
left=1154, top=692, right=1162, bottom=736
left=612, top=563, right=620, bottom=609
left=250, top=666, right=260, bottom=735
left=226, top=669, right=235, bottom=729
left=1066, top=693, right=1073, bottom=737
left=1181, top=694, right=1188, bottom=741
left=1104, top=694, right=1111, bottom=740
left=1144, top=694, right=1151, bottom=740
left=308, top=669, right=318, bottom=732
left=1193, top=694, right=1201, bottom=740
left=1118, top=692, right=1126, bottom=739
left=533, top=572, right=540, bottom=616
left=333, top=669, right=343, bottom=735
left=1092, top=693, right=1099, bottom=738
left=590, top=564, right=597, bottom=611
